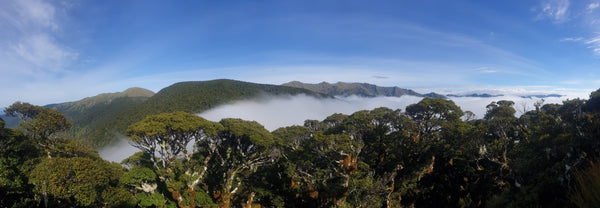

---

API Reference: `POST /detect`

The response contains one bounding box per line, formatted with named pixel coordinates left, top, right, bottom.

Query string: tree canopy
left=3, top=89, right=600, bottom=207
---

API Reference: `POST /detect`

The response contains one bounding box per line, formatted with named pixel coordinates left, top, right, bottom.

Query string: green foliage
left=205, top=118, right=277, bottom=207
left=126, top=112, right=222, bottom=208
left=272, top=125, right=311, bottom=147
left=219, top=118, right=274, bottom=148
left=584, top=89, right=600, bottom=112
left=59, top=96, right=150, bottom=148
left=127, top=111, right=222, bottom=162
left=0, top=126, right=39, bottom=207
left=5, top=86, right=600, bottom=208
left=29, top=157, right=131, bottom=207
left=5, top=102, right=71, bottom=142
left=406, top=98, right=464, bottom=138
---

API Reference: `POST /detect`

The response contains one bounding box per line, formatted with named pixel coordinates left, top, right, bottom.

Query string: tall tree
left=207, top=118, right=276, bottom=208
left=4, top=102, right=71, bottom=158
left=127, top=112, right=221, bottom=208
left=406, top=98, right=463, bottom=139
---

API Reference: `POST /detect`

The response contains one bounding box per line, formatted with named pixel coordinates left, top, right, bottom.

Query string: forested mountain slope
left=46, top=88, right=155, bottom=147
left=48, top=79, right=325, bottom=147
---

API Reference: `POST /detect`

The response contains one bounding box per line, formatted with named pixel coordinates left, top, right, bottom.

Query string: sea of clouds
left=99, top=89, right=593, bottom=162
left=199, top=91, right=590, bottom=131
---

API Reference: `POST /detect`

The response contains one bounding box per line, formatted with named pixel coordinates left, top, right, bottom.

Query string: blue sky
left=1, top=0, right=600, bottom=107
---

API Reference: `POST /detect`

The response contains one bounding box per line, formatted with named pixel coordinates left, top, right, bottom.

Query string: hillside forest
left=2, top=89, right=600, bottom=208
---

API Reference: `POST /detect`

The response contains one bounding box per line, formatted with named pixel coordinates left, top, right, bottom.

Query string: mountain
left=111, top=79, right=325, bottom=131
left=47, top=87, right=155, bottom=111
left=12, top=79, right=450, bottom=148
left=51, top=79, right=324, bottom=148
left=46, top=87, right=155, bottom=147
left=282, top=81, right=446, bottom=98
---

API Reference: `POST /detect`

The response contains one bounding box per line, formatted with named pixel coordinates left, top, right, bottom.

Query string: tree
left=406, top=98, right=463, bottom=139
left=28, top=157, right=134, bottom=207
left=4, top=102, right=71, bottom=158
left=127, top=112, right=221, bottom=208
left=286, top=131, right=363, bottom=207
left=0, top=118, right=39, bottom=207
left=584, top=89, right=600, bottom=113
left=207, top=118, right=276, bottom=208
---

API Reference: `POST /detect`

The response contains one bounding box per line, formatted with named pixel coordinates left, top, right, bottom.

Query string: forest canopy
left=1, top=89, right=600, bottom=207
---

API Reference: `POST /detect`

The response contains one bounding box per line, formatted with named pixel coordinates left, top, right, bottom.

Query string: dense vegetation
left=2, top=89, right=600, bottom=207
left=52, top=88, right=154, bottom=147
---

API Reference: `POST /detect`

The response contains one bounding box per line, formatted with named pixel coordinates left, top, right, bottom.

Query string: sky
left=2, top=0, right=600, bottom=107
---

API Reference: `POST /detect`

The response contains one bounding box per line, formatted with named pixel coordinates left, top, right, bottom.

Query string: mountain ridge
left=282, top=81, right=446, bottom=98
left=50, top=79, right=324, bottom=147
left=46, top=87, right=155, bottom=112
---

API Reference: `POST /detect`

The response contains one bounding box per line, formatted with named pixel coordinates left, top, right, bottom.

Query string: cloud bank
left=199, top=91, right=590, bottom=131
left=199, top=94, right=423, bottom=131
left=98, top=136, right=140, bottom=163
left=100, top=89, right=591, bottom=162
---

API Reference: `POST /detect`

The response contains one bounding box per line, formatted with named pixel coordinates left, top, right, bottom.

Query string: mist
left=99, top=91, right=589, bottom=162
left=98, top=137, right=140, bottom=163
left=199, top=92, right=590, bottom=131
left=199, top=94, right=423, bottom=131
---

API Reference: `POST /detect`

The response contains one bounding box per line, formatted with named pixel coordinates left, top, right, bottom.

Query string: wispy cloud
left=11, top=34, right=77, bottom=71
left=560, top=34, right=600, bottom=55
left=0, top=0, right=77, bottom=76
left=536, top=0, right=570, bottom=23
left=585, top=34, right=600, bottom=55
left=1, top=0, right=59, bottom=31
left=560, top=37, right=583, bottom=42
left=588, top=2, right=600, bottom=11
left=475, top=67, right=498, bottom=74
left=0, top=0, right=83, bottom=106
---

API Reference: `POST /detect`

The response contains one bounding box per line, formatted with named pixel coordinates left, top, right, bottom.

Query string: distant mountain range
left=1, top=79, right=564, bottom=148
left=282, top=81, right=446, bottom=98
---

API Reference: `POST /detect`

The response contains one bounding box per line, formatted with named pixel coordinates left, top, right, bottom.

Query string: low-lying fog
left=199, top=93, right=588, bottom=131
left=199, top=94, right=424, bottom=131
left=100, top=91, right=589, bottom=162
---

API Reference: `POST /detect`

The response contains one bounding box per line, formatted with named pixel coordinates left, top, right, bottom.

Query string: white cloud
left=0, top=0, right=82, bottom=107
left=0, top=0, right=77, bottom=73
left=11, top=34, right=77, bottom=71
left=0, top=0, right=60, bottom=33
left=475, top=67, right=498, bottom=74
left=537, top=0, right=570, bottom=23
left=199, top=94, right=423, bottom=131
left=198, top=90, right=590, bottom=132
left=585, top=34, right=600, bottom=55
left=15, top=0, right=58, bottom=30
left=588, top=2, right=600, bottom=10
left=98, top=137, right=140, bottom=163
left=560, top=37, right=583, bottom=42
